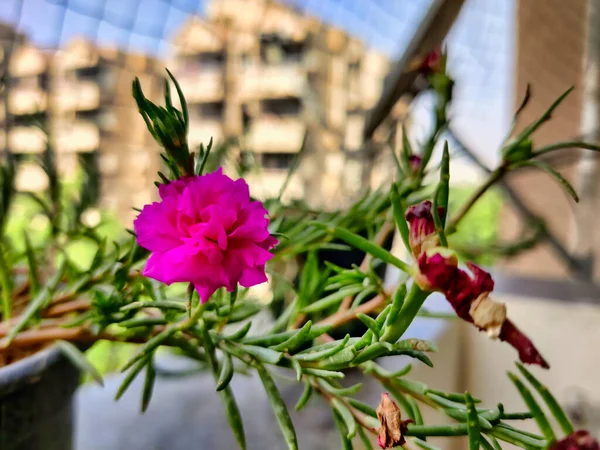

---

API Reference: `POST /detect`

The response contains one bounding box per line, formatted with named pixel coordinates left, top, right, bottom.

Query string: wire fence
left=0, top=0, right=596, bottom=278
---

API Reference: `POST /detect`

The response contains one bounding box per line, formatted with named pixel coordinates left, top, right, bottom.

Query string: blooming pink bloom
left=134, top=168, right=278, bottom=303
left=551, top=430, right=600, bottom=450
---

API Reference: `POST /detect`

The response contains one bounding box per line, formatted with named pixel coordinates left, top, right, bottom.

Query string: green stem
left=533, top=141, right=600, bottom=157
left=177, top=301, right=208, bottom=332
left=380, top=283, right=429, bottom=343
left=448, top=167, right=505, bottom=232
left=0, top=250, right=12, bottom=321
left=405, top=424, right=468, bottom=437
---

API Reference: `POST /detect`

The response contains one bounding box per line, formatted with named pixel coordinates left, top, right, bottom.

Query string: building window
left=261, top=152, right=295, bottom=170
left=180, top=52, right=225, bottom=72
left=191, top=101, right=224, bottom=121
left=241, top=53, right=252, bottom=68
left=261, top=97, right=302, bottom=117
left=348, top=61, right=361, bottom=75
left=73, top=109, right=116, bottom=130
left=12, top=75, right=39, bottom=89
left=74, top=65, right=102, bottom=82
left=38, top=72, right=50, bottom=90
left=75, top=109, right=100, bottom=122
left=260, top=34, right=304, bottom=65
left=12, top=111, right=46, bottom=127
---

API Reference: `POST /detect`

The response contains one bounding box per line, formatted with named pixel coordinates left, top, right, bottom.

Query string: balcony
left=188, top=121, right=223, bottom=148
left=55, top=121, right=100, bottom=153
left=246, top=118, right=304, bottom=153
left=6, top=126, right=46, bottom=153
left=9, top=87, right=47, bottom=115
left=53, top=81, right=101, bottom=112
left=245, top=170, right=304, bottom=202
left=240, top=65, right=305, bottom=99
left=177, top=72, right=224, bottom=103
left=344, top=113, right=364, bottom=151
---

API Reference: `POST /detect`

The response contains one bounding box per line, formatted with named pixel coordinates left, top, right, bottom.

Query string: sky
left=0, top=0, right=516, bottom=167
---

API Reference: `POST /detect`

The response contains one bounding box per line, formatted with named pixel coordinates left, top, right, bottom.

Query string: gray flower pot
left=0, top=346, right=80, bottom=450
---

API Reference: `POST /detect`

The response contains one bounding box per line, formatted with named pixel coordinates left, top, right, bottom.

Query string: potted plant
left=1, top=57, right=598, bottom=450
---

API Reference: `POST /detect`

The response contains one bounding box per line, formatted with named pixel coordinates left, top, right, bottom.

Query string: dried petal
left=416, top=251, right=548, bottom=368
left=376, top=393, right=411, bottom=449
left=415, top=248, right=459, bottom=292
left=499, top=320, right=549, bottom=369
left=551, top=430, right=600, bottom=450
left=469, top=293, right=507, bottom=339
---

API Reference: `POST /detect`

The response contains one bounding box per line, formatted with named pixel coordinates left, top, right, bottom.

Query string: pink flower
left=551, top=431, right=600, bottom=450
left=134, top=168, right=278, bottom=303
left=417, top=251, right=549, bottom=368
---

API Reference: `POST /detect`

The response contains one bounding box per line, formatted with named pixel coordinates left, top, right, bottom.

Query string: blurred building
left=0, top=0, right=393, bottom=222
left=0, top=29, right=166, bottom=222
left=170, top=0, right=391, bottom=207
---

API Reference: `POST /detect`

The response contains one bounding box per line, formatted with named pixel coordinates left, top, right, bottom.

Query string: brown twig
left=44, top=298, right=91, bottom=317
left=0, top=326, right=153, bottom=349
left=316, top=294, right=387, bottom=328
left=0, top=317, right=65, bottom=338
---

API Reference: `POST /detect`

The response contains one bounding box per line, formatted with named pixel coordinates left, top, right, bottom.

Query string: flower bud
left=409, top=155, right=422, bottom=174
left=405, top=201, right=442, bottom=257
left=376, top=393, right=411, bottom=449
left=415, top=248, right=459, bottom=292
left=551, top=430, right=600, bottom=450
left=502, top=137, right=533, bottom=164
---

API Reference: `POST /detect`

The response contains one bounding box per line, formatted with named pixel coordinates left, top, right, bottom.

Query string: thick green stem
left=380, top=283, right=429, bottom=343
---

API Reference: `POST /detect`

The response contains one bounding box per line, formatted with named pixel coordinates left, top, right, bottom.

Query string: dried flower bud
left=409, top=155, right=422, bottom=174
left=416, top=251, right=548, bottom=368
left=409, top=47, right=443, bottom=75
left=414, top=248, right=459, bottom=292
left=376, top=393, right=412, bottom=449
left=405, top=201, right=443, bottom=257
left=551, top=430, right=600, bottom=450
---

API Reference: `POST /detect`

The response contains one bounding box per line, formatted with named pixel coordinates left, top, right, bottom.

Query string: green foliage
left=0, top=58, right=593, bottom=450
left=448, top=186, right=503, bottom=265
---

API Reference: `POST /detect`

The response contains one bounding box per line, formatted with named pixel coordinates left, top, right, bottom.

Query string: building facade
left=170, top=0, right=391, bottom=208
left=1, top=0, right=393, bottom=223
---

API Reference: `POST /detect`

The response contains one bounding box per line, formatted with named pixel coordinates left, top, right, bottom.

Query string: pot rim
left=0, top=345, right=63, bottom=396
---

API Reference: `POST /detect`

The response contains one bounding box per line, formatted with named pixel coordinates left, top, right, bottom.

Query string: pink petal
left=239, top=265, right=268, bottom=288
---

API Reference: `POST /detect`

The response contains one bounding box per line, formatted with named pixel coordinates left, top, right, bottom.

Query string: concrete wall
left=465, top=294, right=600, bottom=442
left=500, top=0, right=588, bottom=279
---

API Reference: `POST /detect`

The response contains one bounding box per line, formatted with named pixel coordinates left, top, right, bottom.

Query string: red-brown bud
left=405, top=201, right=442, bottom=258
left=551, top=430, right=600, bottom=450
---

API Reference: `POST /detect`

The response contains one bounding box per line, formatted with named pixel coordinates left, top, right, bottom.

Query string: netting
left=0, top=0, right=516, bottom=162
left=0, top=0, right=593, bottom=271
